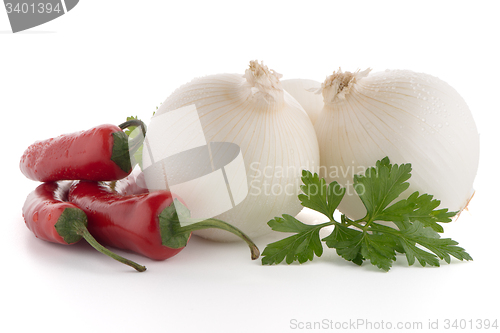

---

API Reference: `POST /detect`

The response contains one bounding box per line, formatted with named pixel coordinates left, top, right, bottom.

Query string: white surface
left=1, top=1, right=499, bottom=332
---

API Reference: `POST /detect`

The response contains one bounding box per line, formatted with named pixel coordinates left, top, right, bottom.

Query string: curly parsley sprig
left=261, top=157, right=472, bottom=271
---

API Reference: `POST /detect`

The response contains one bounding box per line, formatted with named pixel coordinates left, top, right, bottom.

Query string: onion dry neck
left=243, top=60, right=284, bottom=109
left=322, top=68, right=371, bottom=104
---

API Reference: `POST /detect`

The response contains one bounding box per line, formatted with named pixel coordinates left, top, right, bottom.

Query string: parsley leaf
left=322, top=221, right=364, bottom=265
left=298, top=170, right=345, bottom=221
left=261, top=215, right=330, bottom=265
left=394, top=220, right=473, bottom=266
left=261, top=157, right=472, bottom=271
left=262, top=170, right=345, bottom=265
left=353, top=156, right=412, bottom=222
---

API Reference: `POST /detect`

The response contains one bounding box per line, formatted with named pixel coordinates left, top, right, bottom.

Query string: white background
left=1, top=1, right=499, bottom=332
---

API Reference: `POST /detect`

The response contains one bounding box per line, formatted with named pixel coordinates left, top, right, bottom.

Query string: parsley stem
left=351, top=221, right=367, bottom=230
left=338, top=215, right=367, bottom=231
left=367, top=224, right=402, bottom=237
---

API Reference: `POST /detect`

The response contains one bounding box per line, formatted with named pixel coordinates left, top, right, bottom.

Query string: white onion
left=285, top=68, right=479, bottom=220
left=143, top=61, right=320, bottom=241
left=281, top=79, right=323, bottom=125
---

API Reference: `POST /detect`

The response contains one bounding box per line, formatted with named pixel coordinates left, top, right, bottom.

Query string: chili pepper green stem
left=55, top=210, right=147, bottom=272
left=76, top=223, right=147, bottom=272
left=118, top=119, right=147, bottom=157
left=179, top=219, right=261, bottom=260
left=118, top=119, right=147, bottom=134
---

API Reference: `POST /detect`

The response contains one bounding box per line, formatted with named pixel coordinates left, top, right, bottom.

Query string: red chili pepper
left=68, top=181, right=260, bottom=261
left=20, top=120, right=146, bottom=182
left=22, top=182, right=146, bottom=272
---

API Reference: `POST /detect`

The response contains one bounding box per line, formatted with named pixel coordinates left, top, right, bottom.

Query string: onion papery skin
left=315, top=69, right=479, bottom=220
left=145, top=62, right=320, bottom=241
left=281, top=79, right=323, bottom=125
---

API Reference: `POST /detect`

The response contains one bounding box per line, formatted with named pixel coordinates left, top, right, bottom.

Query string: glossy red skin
left=22, top=182, right=80, bottom=245
left=68, top=181, right=185, bottom=261
left=20, top=124, right=130, bottom=182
